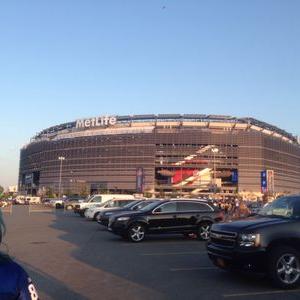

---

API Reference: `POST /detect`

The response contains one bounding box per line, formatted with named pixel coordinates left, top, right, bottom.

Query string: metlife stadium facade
left=19, top=114, right=300, bottom=197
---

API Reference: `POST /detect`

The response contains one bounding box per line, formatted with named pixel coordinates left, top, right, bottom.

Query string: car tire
left=55, top=203, right=62, bottom=209
left=268, top=246, right=300, bottom=289
left=93, top=212, right=100, bottom=221
left=197, top=222, right=212, bottom=241
left=127, top=223, right=146, bottom=243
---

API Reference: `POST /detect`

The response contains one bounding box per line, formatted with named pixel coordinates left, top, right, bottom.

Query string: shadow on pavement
left=48, top=211, right=278, bottom=300
left=18, top=260, right=88, bottom=300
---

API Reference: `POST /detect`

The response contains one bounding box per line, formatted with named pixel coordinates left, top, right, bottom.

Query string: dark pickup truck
left=207, top=195, right=300, bottom=288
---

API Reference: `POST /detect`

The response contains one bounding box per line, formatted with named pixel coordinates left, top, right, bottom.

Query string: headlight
left=239, top=233, right=260, bottom=247
left=117, top=217, right=130, bottom=221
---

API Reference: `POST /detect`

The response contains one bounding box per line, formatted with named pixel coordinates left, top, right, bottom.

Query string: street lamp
left=58, top=156, right=65, bottom=198
left=211, top=148, right=219, bottom=192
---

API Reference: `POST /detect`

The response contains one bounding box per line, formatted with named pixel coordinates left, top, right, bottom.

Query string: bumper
left=84, top=210, right=94, bottom=219
left=74, top=207, right=82, bottom=213
left=108, top=221, right=128, bottom=235
left=98, top=218, right=109, bottom=226
left=207, top=243, right=267, bottom=272
left=74, top=208, right=86, bottom=216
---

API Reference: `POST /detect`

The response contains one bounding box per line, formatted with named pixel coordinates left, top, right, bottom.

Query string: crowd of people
left=215, top=198, right=262, bottom=220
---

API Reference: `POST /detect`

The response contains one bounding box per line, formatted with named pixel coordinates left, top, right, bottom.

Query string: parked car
left=207, top=195, right=300, bottom=289
left=25, top=196, right=41, bottom=205
left=247, top=201, right=263, bottom=215
left=84, top=198, right=137, bottom=220
left=108, top=199, right=224, bottom=242
left=97, top=199, right=160, bottom=226
left=13, top=196, right=41, bottom=205
left=64, top=195, right=86, bottom=210
left=14, top=196, right=26, bottom=205
left=0, top=201, right=8, bottom=208
left=74, top=194, right=135, bottom=216
left=49, top=198, right=65, bottom=209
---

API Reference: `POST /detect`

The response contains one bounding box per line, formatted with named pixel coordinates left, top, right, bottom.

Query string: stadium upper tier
left=30, top=114, right=298, bottom=145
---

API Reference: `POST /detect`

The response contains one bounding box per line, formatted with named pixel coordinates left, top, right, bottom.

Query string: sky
left=0, top=0, right=299, bottom=188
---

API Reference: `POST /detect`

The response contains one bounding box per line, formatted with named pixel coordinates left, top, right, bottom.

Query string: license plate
left=216, top=258, right=226, bottom=268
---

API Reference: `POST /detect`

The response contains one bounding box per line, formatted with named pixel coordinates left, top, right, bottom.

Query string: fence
left=28, top=203, right=55, bottom=214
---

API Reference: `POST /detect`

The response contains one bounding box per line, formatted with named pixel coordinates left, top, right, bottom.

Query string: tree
left=45, top=187, right=55, bottom=198
left=79, top=185, right=89, bottom=197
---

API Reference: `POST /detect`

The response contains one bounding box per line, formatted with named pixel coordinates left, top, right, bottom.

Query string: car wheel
left=197, top=222, right=212, bottom=241
left=128, top=223, right=146, bottom=243
left=55, top=203, right=61, bottom=209
left=268, top=246, right=300, bottom=289
left=93, top=212, right=100, bottom=221
left=66, top=205, right=73, bottom=210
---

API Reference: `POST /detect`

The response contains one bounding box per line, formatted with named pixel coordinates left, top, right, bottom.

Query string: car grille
left=210, top=230, right=237, bottom=248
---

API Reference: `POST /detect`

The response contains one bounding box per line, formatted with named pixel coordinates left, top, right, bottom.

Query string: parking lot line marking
left=28, top=210, right=54, bottom=213
left=141, top=251, right=206, bottom=256
left=223, top=289, right=300, bottom=298
left=170, top=266, right=217, bottom=272
left=122, top=241, right=202, bottom=246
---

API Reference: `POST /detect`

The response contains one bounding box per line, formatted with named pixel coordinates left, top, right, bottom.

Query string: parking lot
left=2, top=206, right=300, bottom=300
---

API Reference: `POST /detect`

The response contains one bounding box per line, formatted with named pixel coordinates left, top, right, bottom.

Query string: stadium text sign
left=76, top=116, right=117, bottom=129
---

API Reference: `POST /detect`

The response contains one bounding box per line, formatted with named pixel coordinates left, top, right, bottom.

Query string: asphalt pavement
left=2, top=206, right=300, bottom=300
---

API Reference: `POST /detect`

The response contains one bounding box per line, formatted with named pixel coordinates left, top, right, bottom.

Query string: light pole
left=58, top=156, right=65, bottom=198
left=212, top=148, right=219, bottom=193
left=181, top=165, right=183, bottom=197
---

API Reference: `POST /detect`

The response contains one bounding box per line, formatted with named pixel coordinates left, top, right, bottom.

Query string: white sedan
left=84, top=199, right=135, bottom=220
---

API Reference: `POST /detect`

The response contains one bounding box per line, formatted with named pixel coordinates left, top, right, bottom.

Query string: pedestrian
left=0, top=210, right=39, bottom=299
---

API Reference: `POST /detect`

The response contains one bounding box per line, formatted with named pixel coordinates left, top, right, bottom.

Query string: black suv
left=97, top=199, right=159, bottom=226
left=108, top=199, right=224, bottom=242
left=207, top=195, right=300, bottom=289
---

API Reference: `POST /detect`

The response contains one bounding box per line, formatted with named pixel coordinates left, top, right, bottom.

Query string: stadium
left=19, top=114, right=300, bottom=198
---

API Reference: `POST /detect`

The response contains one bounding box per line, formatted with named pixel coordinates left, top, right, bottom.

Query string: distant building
left=19, top=114, right=300, bottom=196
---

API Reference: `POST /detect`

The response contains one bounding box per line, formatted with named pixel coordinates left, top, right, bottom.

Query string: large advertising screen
left=155, top=167, right=238, bottom=192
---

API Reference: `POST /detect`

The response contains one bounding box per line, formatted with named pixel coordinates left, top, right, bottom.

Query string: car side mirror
left=154, top=208, right=161, bottom=213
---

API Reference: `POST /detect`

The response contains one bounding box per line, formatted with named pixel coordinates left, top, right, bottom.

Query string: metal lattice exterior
left=19, top=114, right=300, bottom=196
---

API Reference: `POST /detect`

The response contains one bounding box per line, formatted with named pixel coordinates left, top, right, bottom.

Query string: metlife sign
left=76, top=116, right=117, bottom=129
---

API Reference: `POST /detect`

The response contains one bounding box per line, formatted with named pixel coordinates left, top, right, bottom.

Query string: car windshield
left=95, top=199, right=111, bottom=207
left=258, top=196, right=300, bottom=218
left=134, top=201, right=156, bottom=210
left=123, top=200, right=141, bottom=209
left=104, top=200, right=118, bottom=208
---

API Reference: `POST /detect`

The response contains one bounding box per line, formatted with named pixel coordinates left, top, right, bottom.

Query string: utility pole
left=212, top=148, right=219, bottom=193
left=58, top=156, right=65, bottom=198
